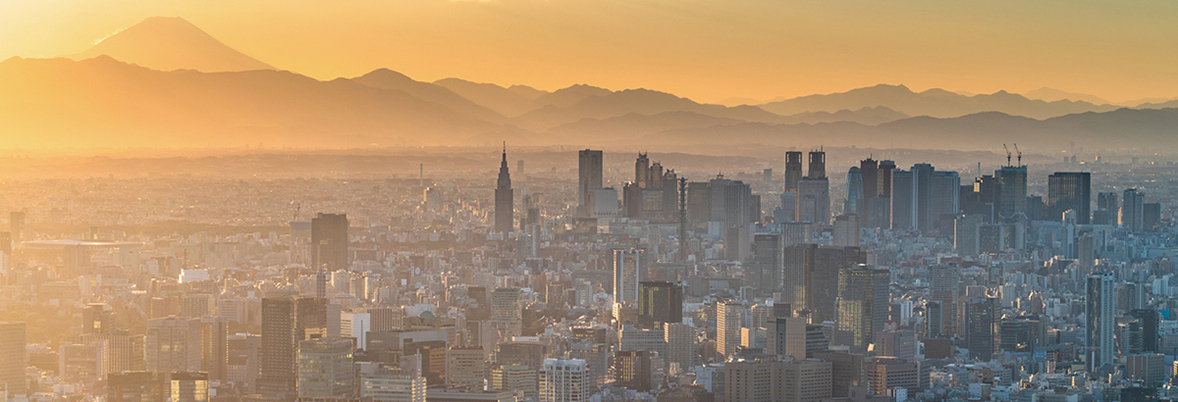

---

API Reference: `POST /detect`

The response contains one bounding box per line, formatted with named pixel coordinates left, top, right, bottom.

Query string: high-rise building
left=785, top=151, right=804, bottom=193
left=494, top=145, right=514, bottom=233
left=926, top=265, right=959, bottom=337
left=362, top=368, right=427, bottom=402
left=1095, top=191, right=1119, bottom=225
left=965, top=297, right=998, bottom=362
left=170, top=372, right=209, bottom=402
left=890, top=164, right=958, bottom=232
left=199, top=317, right=229, bottom=382
left=845, top=167, right=863, bottom=216
left=835, top=265, right=889, bottom=353
left=1047, top=172, right=1091, bottom=223
left=1121, top=188, right=1145, bottom=232
left=614, top=350, right=659, bottom=392
left=83, top=303, right=113, bottom=335
left=717, top=302, right=742, bottom=357
left=0, top=322, right=26, bottom=397
left=311, top=213, right=349, bottom=271
left=813, top=350, right=865, bottom=398
left=446, top=347, right=486, bottom=390
left=491, top=364, right=538, bottom=400
left=107, top=372, right=165, bottom=402
left=145, top=317, right=202, bottom=374
left=864, top=357, right=920, bottom=396
left=807, top=150, right=826, bottom=180
left=8, top=212, right=24, bottom=243
left=1129, top=309, right=1160, bottom=353
left=1087, top=273, right=1116, bottom=372
left=833, top=215, right=860, bottom=247
left=663, top=323, right=694, bottom=375
left=797, top=178, right=830, bottom=225
left=491, top=288, right=523, bottom=339
left=539, top=358, right=588, bottom=402
left=259, top=296, right=328, bottom=397
left=996, top=165, right=1028, bottom=219
left=784, top=244, right=867, bottom=323
left=611, top=246, right=647, bottom=306
left=749, top=233, right=784, bottom=294
left=578, top=150, right=603, bottom=218
left=637, top=281, right=683, bottom=329
left=781, top=359, right=833, bottom=402
left=874, top=330, right=916, bottom=362
left=341, top=312, right=371, bottom=350
left=769, top=316, right=807, bottom=360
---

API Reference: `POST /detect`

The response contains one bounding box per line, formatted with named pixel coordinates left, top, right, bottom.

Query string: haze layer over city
left=1, top=2, right=1177, bottom=402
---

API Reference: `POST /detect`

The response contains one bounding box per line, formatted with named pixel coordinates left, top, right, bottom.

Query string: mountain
left=1023, top=87, right=1109, bottom=105
left=0, top=56, right=513, bottom=148
left=351, top=69, right=507, bottom=122
left=760, top=84, right=1118, bottom=119
left=433, top=78, right=547, bottom=116
left=515, top=88, right=792, bottom=131
left=70, top=17, right=274, bottom=73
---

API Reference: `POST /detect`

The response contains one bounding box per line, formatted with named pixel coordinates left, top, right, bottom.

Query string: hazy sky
left=2, top=0, right=1176, bottom=103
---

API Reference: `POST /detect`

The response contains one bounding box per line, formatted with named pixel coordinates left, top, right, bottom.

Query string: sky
left=1, top=0, right=1176, bottom=103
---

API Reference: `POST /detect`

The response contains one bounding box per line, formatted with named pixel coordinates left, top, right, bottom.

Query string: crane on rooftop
left=1002, top=144, right=1012, bottom=166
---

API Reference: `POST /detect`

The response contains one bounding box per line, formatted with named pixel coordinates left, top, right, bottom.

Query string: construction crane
left=1013, top=143, right=1022, bottom=166
left=1002, top=144, right=1012, bottom=166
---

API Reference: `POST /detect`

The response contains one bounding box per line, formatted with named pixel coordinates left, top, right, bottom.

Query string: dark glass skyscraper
left=578, top=149, right=603, bottom=218
left=1047, top=172, right=1091, bottom=224
left=637, top=281, right=683, bottom=329
left=495, top=145, right=513, bottom=233
left=784, top=151, right=803, bottom=193
left=311, top=213, right=348, bottom=271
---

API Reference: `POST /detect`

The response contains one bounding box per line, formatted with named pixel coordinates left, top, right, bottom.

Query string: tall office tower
left=769, top=316, right=807, bottom=360
left=863, top=159, right=896, bottom=229
left=615, top=350, right=659, bottom=392
left=494, top=145, right=514, bottom=233
left=311, top=213, right=349, bottom=271
left=259, top=297, right=328, bottom=397
left=784, top=244, right=867, bottom=324
left=1095, top=192, right=1119, bottom=225
left=0, top=322, right=26, bottom=396
left=1129, top=309, right=1160, bottom=352
left=539, top=358, right=589, bottom=402
left=446, top=347, right=486, bottom=390
left=611, top=246, right=647, bottom=306
left=813, top=351, right=865, bottom=397
left=1047, top=172, right=1092, bottom=224
left=996, top=165, right=1028, bottom=219
left=723, top=357, right=778, bottom=402
left=836, top=265, right=890, bottom=353
left=845, top=167, right=863, bottom=216
left=874, top=330, right=917, bottom=362
left=807, top=150, right=826, bottom=179
left=199, top=317, right=229, bottom=381
left=927, top=265, right=960, bottom=337
left=890, top=169, right=915, bottom=230
left=577, top=149, right=603, bottom=218
left=635, top=152, right=651, bottom=188
left=491, top=288, right=523, bottom=338
left=145, top=317, right=202, bottom=374
left=797, top=178, right=830, bottom=225
left=341, top=312, right=371, bottom=350
left=362, top=368, right=427, bottom=402
left=83, top=303, right=113, bottom=335
left=781, top=359, right=834, bottom=402
left=8, top=211, right=24, bottom=242
left=965, top=297, right=998, bottom=362
left=716, top=302, right=742, bottom=357
left=637, top=281, right=683, bottom=329
left=296, top=338, right=354, bottom=398
left=107, top=372, right=166, bottom=402
left=170, top=372, right=209, bottom=402
left=1121, top=188, right=1145, bottom=232
left=833, top=215, right=860, bottom=247
left=1144, top=202, right=1161, bottom=231
left=1087, top=272, right=1116, bottom=372
left=864, top=357, right=920, bottom=396
left=491, top=364, right=538, bottom=400
left=785, top=151, right=804, bottom=193
left=891, top=164, right=958, bottom=232
left=749, top=234, right=784, bottom=295
left=860, top=158, right=879, bottom=200
left=663, top=323, right=694, bottom=375
left=929, top=170, right=961, bottom=232
left=953, top=215, right=985, bottom=257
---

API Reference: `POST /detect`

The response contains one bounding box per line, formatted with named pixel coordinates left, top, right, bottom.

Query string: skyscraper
left=495, top=145, right=514, bottom=233
left=1095, top=191, right=1119, bottom=225
left=1087, top=273, right=1116, bottom=372
left=145, top=317, right=202, bottom=374
left=259, top=296, right=328, bottom=397
left=965, top=297, right=998, bottom=362
left=611, top=246, right=647, bottom=306
left=749, top=233, right=784, bottom=294
left=0, top=322, right=26, bottom=396
left=577, top=149, right=603, bottom=218
left=784, top=244, right=867, bottom=323
left=845, top=167, right=863, bottom=216
left=717, top=302, right=742, bottom=357
left=784, top=151, right=804, bottom=193
left=836, top=265, right=890, bottom=353
left=807, top=150, right=826, bottom=180
left=83, top=303, right=113, bottom=335
left=833, top=214, right=860, bottom=248
left=491, top=288, right=523, bottom=339
left=890, top=163, right=958, bottom=232
left=797, top=177, right=830, bottom=225
left=1121, top=188, right=1145, bottom=232
left=927, top=265, right=959, bottom=337
left=311, top=213, right=349, bottom=271
left=637, top=281, right=683, bottom=329
left=1047, top=172, right=1091, bottom=224
left=445, top=347, right=486, bottom=390
left=296, top=338, right=355, bottom=398
left=539, top=358, right=588, bottom=402
left=996, top=165, right=1028, bottom=219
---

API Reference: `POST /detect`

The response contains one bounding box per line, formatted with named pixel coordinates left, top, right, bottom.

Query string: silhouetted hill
left=352, top=69, right=507, bottom=122
left=0, top=56, right=513, bottom=148
left=70, top=17, right=274, bottom=72
left=1023, top=87, right=1109, bottom=105
left=760, top=84, right=1118, bottom=119
left=433, top=78, right=546, bottom=116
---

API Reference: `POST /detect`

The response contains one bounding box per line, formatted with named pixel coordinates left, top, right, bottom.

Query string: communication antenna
left=1002, top=144, right=1012, bottom=166
left=1013, top=143, right=1022, bottom=166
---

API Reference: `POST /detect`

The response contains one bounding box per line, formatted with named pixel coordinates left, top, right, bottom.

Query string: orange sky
left=2, top=0, right=1176, bottom=103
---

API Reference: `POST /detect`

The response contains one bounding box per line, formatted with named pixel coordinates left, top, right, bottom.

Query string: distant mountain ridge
left=69, top=17, right=274, bottom=73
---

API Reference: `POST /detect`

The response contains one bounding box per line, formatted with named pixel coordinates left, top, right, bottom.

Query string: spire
left=502, top=141, right=507, bottom=162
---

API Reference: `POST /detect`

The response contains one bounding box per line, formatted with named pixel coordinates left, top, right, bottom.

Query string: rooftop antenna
left=1002, top=144, right=1012, bottom=166
left=1013, top=143, right=1022, bottom=166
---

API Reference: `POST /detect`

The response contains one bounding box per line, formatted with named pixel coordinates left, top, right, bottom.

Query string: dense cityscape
left=0, top=144, right=1175, bottom=402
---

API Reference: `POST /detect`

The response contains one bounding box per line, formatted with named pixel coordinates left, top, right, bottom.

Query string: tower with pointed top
left=495, top=143, right=514, bottom=233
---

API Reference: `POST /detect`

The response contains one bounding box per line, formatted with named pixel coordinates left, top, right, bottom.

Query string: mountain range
left=3, top=16, right=1175, bottom=152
